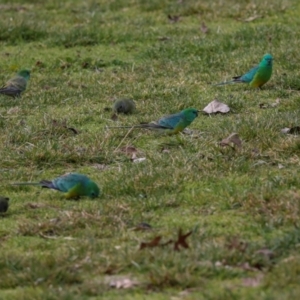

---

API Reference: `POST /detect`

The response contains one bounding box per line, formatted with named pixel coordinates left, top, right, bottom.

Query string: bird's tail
left=0, top=86, right=21, bottom=97
left=39, top=180, right=55, bottom=189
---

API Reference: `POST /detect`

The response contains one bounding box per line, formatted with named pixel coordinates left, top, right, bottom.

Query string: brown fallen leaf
left=67, top=127, right=78, bottom=134
left=161, top=239, right=174, bottom=247
left=52, top=119, right=78, bottom=134
left=119, top=146, right=145, bottom=162
left=92, top=164, right=109, bottom=171
left=134, top=222, right=152, bottom=231
left=120, top=146, right=138, bottom=155
left=39, top=232, right=58, bottom=239
left=259, top=103, right=268, bottom=109
left=132, top=157, right=146, bottom=163
left=255, top=248, right=274, bottom=259
left=25, top=202, right=59, bottom=210
left=226, top=236, right=248, bottom=252
left=200, top=22, right=209, bottom=34
left=168, top=14, right=180, bottom=23
left=203, top=99, right=230, bottom=114
left=238, top=262, right=260, bottom=272
left=174, top=228, right=192, bottom=251
left=259, top=98, right=280, bottom=109
left=82, top=61, right=89, bottom=68
left=220, top=133, right=242, bottom=148
left=271, top=98, right=280, bottom=107
left=244, top=15, right=261, bottom=22
left=111, top=113, right=118, bottom=121
left=139, top=228, right=192, bottom=251
left=161, top=147, right=170, bottom=153
left=7, top=107, right=21, bottom=115
left=158, top=36, right=171, bottom=41
left=140, top=236, right=162, bottom=250
left=107, top=276, right=139, bottom=289
left=26, top=203, right=45, bottom=209
left=242, top=274, right=264, bottom=287
left=35, top=60, right=45, bottom=67
left=61, top=63, right=71, bottom=69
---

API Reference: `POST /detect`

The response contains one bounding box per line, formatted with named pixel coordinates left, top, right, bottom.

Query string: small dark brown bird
left=113, top=99, right=136, bottom=114
left=0, top=196, right=9, bottom=213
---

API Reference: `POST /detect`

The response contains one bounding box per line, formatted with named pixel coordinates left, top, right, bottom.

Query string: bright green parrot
left=214, top=53, right=273, bottom=88
left=0, top=69, right=31, bottom=98
left=13, top=173, right=100, bottom=199
left=113, top=99, right=136, bottom=114
left=108, top=107, right=199, bottom=134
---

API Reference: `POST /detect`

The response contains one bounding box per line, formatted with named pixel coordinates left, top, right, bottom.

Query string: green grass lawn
left=1, top=0, right=300, bottom=299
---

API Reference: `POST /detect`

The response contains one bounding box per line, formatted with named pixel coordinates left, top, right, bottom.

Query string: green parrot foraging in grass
left=13, top=173, right=100, bottom=199
left=113, top=99, right=136, bottom=114
left=108, top=107, right=199, bottom=134
left=0, top=69, right=30, bottom=98
left=214, top=53, right=273, bottom=88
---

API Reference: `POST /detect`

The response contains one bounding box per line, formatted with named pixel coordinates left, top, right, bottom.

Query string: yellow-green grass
left=0, top=0, right=300, bottom=299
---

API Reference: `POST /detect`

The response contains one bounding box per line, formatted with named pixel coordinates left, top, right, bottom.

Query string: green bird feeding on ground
left=108, top=108, right=199, bottom=134
left=214, top=54, right=273, bottom=88
left=0, top=69, right=30, bottom=98
left=0, top=196, right=9, bottom=213
left=13, top=173, right=100, bottom=199
left=113, top=99, right=136, bottom=114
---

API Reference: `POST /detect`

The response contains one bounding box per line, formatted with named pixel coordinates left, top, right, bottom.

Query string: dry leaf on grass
left=140, top=236, right=162, bottom=250
left=255, top=248, right=274, bottom=259
left=242, top=274, right=264, bottom=287
left=220, top=133, right=242, bottom=148
left=203, top=99, right=230, bottom=114
left=226, top=236, right=248, bottom=252
left=26, top=203, right=56, bottom=209
left=168, top=14, right=180, bottom=23
left=7, top=107, right=21, bottom=115
left=134, top=222, right=152, bottom=231
left=119, top=146, right=146, bottom=162
left=259, top=98, right=280, bottom=109
left=120, top=146, right=138, bottom=155
left=139, top=228, right=192, bottom=251
left=243, top=15, right=261, bottom=22
left=158, top=36, right=170, bottom=41
left=111, top=113, right=118, bottom=121
left=132, top=157, right=146, bottom=163
left=52, top=119, right=78, bottom=134
left=238, top=262, right=260, bottom=272
left=174, top=228, right=192, bottom=251
left=107, top=276, right=139, bottom=289
left=92, top=164, right=109, bottom=171
left=200, top=22, right=209, bottom=34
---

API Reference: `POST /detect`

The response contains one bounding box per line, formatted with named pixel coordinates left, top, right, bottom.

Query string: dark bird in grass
left=0, top=69, right=30, bottom=98
left=0, top=196, right=9, bottom=213
left=113, top=99, right=136, bottom=114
